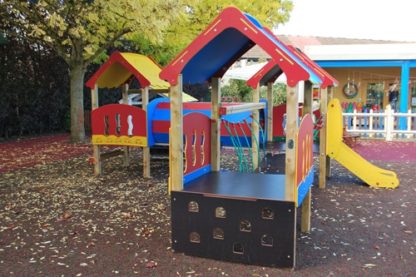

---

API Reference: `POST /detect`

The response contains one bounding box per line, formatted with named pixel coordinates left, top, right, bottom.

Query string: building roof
left=86, top=52, right=169, bottom=90
left=305, top=43, right=416, bottom=61
left=242, top=35, right=409, bottom=60
left=159, top=7, right=332, bottom=88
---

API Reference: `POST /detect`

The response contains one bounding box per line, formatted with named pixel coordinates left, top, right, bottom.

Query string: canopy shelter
left=86, top=52, right=169, bottom=90
left=160, top=7, right=324, bottom=87
left=86, top=51, right=171, bottom=178
left=160, top=6, right=338, bottom=268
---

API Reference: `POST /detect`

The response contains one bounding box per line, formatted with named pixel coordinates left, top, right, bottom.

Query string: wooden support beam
left=319, top=87, right=328, bottom=189
left=142, top=86, right=151, bottom=178
left=91, top=85, right=101, bottom=175
left=326, top=86, right=333, bottom=178
left=219, top=102, right=265, bottom=115
left=252, top=85, right=260, bottom=171
left=301, top=81, right=312, bottom=233
left=211, top=77, right=221, bottom=172
left=285, top=84, right=299, bottom=201
left=169, top=75, right=184, bottom=191
left=267, top=82, right=273, bottom=143
left=122, top=83, right=130, bottom=167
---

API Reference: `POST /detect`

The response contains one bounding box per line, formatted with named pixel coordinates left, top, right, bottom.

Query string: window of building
left=366, top=83, right=385, bottom=109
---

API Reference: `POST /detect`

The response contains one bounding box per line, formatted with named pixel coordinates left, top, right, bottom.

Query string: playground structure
left=160, top=6, right=337, bottom=268
left=86, top=52, right=268, bottom=177
left=85, top=52, right=170, bottom=178
left=84, top=6, right=401, bottom=269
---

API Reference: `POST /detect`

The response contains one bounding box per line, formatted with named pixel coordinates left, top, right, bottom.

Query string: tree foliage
left=0, top=0, right=293, bottom=140
left=222, top=80, right=287, bottom=105
left=2, top=0, right=181, bottom=67
left=1, top=0, right=183, bottom=141
left=129, top=0, right=293, bottom=65
left=0, top=35, right=70, bottom=139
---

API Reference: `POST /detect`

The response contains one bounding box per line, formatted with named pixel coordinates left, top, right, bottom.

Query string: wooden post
left=326, top=86, right=333, bottom=177
left=211, top=77, right=221, bottom=171
left=285, top=84, right=299, bottom=201
left=267, top=82, right=274, bottom=143
left=301, top=81, right=312, bottom=233
left=169, top=75, right=184, bottom=191
left=142, top=86, right=151, bottom=178
left=319, top=87, right=328, bottom=188
left=252, top=85, right=260, bottom=171
left=122, top=83, right=130, bottom=167
left=285, top=84, right=299, bottom=268
left=91, top=84, right=101, bottom=175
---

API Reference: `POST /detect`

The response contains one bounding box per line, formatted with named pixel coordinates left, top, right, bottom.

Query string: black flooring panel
left=183, top=171, right=288, bottom=201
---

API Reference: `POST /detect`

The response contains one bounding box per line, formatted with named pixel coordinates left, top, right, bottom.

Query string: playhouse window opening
left=189, top=232, right=200, bottom=243
left=261, top=234, right=274, bottom=247
left=233, top=243, right=244, bottom=254
left=239, top=219, right=252, bottom=232
left=215, top=207, right=226, bottom=218
left=188, top=201, right=199, bottom=213
left=213, top=228, right=224, bottom=240
left=261, top=207, right=274, bottom=220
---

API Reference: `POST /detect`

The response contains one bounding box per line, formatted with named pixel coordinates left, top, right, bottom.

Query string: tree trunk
left=69, top=63, right=86, bottom=142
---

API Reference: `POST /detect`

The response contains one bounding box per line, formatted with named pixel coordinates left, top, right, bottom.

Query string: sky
left=276, top=0, right=416, bottom=42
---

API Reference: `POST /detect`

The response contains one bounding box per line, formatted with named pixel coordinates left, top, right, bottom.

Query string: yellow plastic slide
left=326, top=99, right=399, bottom=189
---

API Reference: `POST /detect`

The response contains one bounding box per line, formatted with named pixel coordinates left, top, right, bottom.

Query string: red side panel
left=183, top=113, right=211, bottom=175
left=91, top=104, right=146, bottom=137
left=272, top=105, right=303, bottom=137
left=296, top=114, right=314, bottom=187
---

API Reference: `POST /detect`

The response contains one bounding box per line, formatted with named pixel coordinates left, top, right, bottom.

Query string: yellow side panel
left=92, top=135, right=147, bottom=147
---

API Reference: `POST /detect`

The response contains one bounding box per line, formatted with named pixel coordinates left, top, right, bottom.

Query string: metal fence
left=343, top=105, right=416, bottom=141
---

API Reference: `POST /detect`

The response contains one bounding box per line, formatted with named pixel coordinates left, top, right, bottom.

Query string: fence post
left=352, top=110, right=357, bottom=132
left=406, top=109, right=412, bottom=139
left=369, top=109, right=374, bottom=138
left=385, top=105, right=393, bottom=141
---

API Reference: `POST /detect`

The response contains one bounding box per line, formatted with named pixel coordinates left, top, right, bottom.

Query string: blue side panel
left=222, top=111, right=251, bottom=123
left=184, top=165, right=212, bottom=185
left=220, top=133, right=266, bottom=148
left=147, top=98, right=170, bottom=147
left=297, top=166, right=315, bottom=206
left=153, top=109, right=211, bottom=121
left=152, top=109, right=170, bottom=121
left=182, top=28, right=251, bottom=84
left=153, top=133, right=169, bottom=144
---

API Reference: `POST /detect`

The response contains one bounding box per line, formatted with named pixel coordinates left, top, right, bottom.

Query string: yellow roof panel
left=86, top=52, right=169, bottom=90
